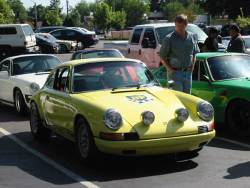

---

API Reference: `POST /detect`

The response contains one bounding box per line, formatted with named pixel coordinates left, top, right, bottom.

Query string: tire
left=0, top=47, right=11, bottom=59
left=14, top=89, right=27, bottom=114
left=226, top=100, right=250, bottom=138
left=76, top=118, right=98, bottom=163
left=30, top=102, right=51, bottom=141
left=59, top=44, right=68, bottom=53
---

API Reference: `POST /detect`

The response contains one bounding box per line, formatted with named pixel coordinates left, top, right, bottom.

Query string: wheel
left=0, top=47, right=11, bottom=59
left=59, top=44, right=68, bottom=53
left=76, top=118, right=98, bottom=163
left=226, top=100, right=250, bottom=138
left=14, top=89, right=27, bottom=114
left=30, top=102, right=51, bottom=140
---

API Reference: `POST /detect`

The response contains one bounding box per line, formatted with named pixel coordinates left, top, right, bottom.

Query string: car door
left=127, top=28, right=143, bottom=59
left=0, top=60, right=13, bottom=102
left=141, top=28, right=158, bottom=69
left=43, top=66, right=75, bottom=138
left=192, top=60, right=215, bottom=102
left=64, top=30, right=77, bottom=41
left=50, top=30, right=64, bottom=40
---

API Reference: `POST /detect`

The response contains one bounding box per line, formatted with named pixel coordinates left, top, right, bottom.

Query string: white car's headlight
left=141, top=111, right=155, bottom=126
left=176, top=108, right=189, bottom=122
left=103, top=109, right=122, bottom=130
left=197, top=101, right=214, bottom=121
left=30, top=83, right=40, bottom=93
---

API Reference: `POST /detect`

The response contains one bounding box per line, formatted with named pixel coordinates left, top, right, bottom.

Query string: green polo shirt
left=159, top=31, right=200, bottom=70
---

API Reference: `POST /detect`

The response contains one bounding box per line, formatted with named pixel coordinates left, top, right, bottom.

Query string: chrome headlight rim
left=30, top=82, right=40, bottom=93
left=175, top=108, right=189, bottom=122
left=197, top=101, right=214, bottom=122
left=103, top=108, right=122, bottom=130
left=141, top=111, right=155, bottom=126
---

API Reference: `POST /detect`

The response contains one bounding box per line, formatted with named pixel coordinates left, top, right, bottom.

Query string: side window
left=143, top=28, right=156, bottom=42
left=192, top=61, right=199, bottom=81
left=0, top=60, right=10, bottom=72
left=54, top=67, right=70, bottom=92
left=51, top=30, right=62, bottom=38
left=45, top=71, right=56, bottom=89
left=65, top=30, right=76, bottom=37
left=200, top=61, right=208, bottom=81
left=0, top=27, right=17, bottom=35
left=131, top=28, right=143, bottom=44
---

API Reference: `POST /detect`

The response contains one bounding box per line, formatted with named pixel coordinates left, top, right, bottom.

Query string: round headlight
left=197, top=101, right=214, bottom=121
left=103, top=109, right=122, bottom=130
left=175, top=108, right=189, bottom=122
left=30, top=83, right=40, bottom=93
left=141, top=111, right=155, bottom=126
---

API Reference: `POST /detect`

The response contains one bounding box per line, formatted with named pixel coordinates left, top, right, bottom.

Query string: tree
left=93, top=3, right=112, bottom=32
left=162, top=1, right=184, bottom=21
left=63, top=9, right=81, bottom=27
left=7, top=0, right=27, bottom=22
left=75, top=0, right=96, bottom=23
left=110, top=10, right=126, bottom=30
left=0, top=0, right=14, bottom=23
left=44, top=10, right=63, bottom=26
left=27, top=4, right=47, bottom=21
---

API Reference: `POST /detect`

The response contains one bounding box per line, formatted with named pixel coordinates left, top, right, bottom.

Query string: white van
left=127, top=23, right=225, bottom=69
left=0, top=24, right=38, bottom=58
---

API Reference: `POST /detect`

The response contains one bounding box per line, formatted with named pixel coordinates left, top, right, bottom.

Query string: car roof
left=1, top=54, right=59, bottom=62
left=196, top=52, right=249, bottom=60
left=0, top=24, right=31, bottom=27
left=134, top=23, right=197, bottom=29
left=60, top=58, right=141, bottom=67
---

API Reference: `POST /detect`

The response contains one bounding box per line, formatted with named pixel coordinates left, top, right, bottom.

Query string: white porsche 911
left=0, top=54, right=62, bottom=114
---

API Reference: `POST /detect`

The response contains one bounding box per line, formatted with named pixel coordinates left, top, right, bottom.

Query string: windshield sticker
left=126, top=95, right=153, bottom=104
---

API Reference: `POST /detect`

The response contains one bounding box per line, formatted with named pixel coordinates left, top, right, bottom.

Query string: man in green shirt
left=159, top=14, right=200, bottom=94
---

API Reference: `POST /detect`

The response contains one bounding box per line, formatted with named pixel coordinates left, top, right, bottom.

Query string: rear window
left=22, top=25, right=34, bottom=36
left=0, top=27, right=17, bottom=35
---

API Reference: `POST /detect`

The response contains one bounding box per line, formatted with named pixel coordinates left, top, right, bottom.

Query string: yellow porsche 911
left=30, top=58, right=215, bottom=161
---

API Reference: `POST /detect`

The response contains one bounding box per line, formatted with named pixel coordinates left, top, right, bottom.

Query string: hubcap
left=78, top=125, right=90, bottom=159
left=30, top=104, right=39, bottom=134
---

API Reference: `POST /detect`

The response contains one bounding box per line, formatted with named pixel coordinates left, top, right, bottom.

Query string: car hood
left=78, top=87, right=204, bottom=139
left=13, top=72, right=50, bottom=88
left=213, top=78, right=250, bottom=89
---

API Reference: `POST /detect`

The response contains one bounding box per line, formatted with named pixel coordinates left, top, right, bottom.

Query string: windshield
left=207, top=55, right=250, bottom=80
left=156, top=24, right=207, bottom=44
left=73, top=61, right=157, bottom=92
left=22, top=25, right=34, bottom=36
left=73, top=50, right=123, bottom=60
left=243, top=38, right=250, bottom=48
left=12, top=56, right=61, bottom=75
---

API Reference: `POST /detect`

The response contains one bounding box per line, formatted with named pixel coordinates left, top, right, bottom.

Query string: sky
left=21, top=0, right=94, bottom=12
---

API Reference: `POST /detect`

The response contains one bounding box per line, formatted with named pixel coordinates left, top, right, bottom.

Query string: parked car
left=30, top=57, right=215, bottom=162
left=0, top=54, right=62, bottom=114
left=0, top=24, right=39, bottom=59
left=153, top=52, right=250, bottom=137
left=35, top=26, right=66, bottom=33
left=71, top=49, right=124, bottom=60
left=35, top=33, right=60, bottom=53
left=49, top=28, right=98, bottom=48
left=36, top=33, right=78, bottom=53
left=126, top=23, right=226, bottom=69
left=222, top=36, right=250, bottom=54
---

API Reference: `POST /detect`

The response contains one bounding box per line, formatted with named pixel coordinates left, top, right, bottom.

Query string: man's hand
left=161, top=59, right=176, bottom=73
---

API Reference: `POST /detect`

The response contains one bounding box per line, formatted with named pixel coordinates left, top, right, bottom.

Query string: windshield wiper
left=111, top=82, right=158, bottom=91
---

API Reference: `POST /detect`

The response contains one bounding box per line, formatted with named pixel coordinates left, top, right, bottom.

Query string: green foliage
left=44, top=10, right=62, bottom=26
left=27, top=4, right=47, bottom=21
left=63, top=9, right=81, bottom=27
left=94, top=2, right=112, bottom=32
left=7, top=0, right=27, bottom=21
left=0, top=0, right=14, bottom=23
left=75, top=0, right=96, bottom=22
left=162, top=1, right=184, bottom=21
left=110, top=10, right=126, bottom=30
left=236, top=16, right=250, bottom=29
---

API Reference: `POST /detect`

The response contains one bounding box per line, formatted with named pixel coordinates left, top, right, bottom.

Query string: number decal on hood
left=126, top=95, right=153, bottom=104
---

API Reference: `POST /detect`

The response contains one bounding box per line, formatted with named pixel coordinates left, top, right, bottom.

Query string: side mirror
left=0, top=71, right=9, bottom=79
left=142, top=38, right=149, bottom=48
left=201, top=75, right=211, bottom=84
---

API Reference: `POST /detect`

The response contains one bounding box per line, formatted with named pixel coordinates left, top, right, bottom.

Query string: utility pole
left=30, top=0, right=38, bottom=29
left=66, top=0, right=69, bottom=16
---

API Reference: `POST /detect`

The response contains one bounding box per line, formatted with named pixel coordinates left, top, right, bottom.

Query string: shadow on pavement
left=207, top=138, right=250, bottom=151
left=0, top=131, right=199, bottom=184
left=0, top=104, right=28, bottom=122
left=224, top=161, right=250, bottom=179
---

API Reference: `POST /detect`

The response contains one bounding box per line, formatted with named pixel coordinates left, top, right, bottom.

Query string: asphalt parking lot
left=1, top=41, right=250, bottom=188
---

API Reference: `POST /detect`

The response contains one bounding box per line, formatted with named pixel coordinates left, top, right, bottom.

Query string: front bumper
left=94, top=130, right=215, bottom=156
